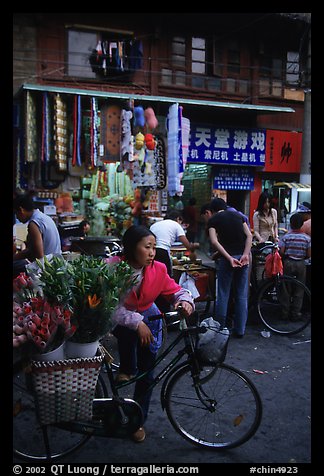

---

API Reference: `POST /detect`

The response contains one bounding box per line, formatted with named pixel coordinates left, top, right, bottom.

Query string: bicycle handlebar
left=147, top=308, right=207, bottom=335
left=252, top=241, right=279, bottom=254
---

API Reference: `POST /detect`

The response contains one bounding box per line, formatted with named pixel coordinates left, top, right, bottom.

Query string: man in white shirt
left=150, top=210, right=199, bottom=312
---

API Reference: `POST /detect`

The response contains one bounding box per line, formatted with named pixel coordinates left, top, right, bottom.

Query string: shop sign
left=188, top=124, right=266, bottom=166
left=213, top=166, right=254, bottom=190
left=264, top=130, right=302, bottom=173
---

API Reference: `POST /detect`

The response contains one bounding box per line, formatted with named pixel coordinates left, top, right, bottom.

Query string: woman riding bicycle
left=111, top=225, right=195, bottom=442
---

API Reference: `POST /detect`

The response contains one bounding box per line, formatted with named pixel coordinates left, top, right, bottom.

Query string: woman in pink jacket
left=111, top=225, right=195, bottom=442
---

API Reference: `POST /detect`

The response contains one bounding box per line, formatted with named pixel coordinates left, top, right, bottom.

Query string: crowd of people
left=13, top=190, right=311, bottom=443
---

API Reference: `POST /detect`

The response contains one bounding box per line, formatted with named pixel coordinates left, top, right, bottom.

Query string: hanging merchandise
left=178, top=105, right=184, bottom=174
left=128, top=39, right=143, bottom=71
left=144, top=134, right=156, bottom=151
left=54, top=94, right=68, bottom=171
left=134, top=106, right=145, bottom=128
left=181, top=117, right=190, bottom=169
left=120, top=109, right=134, bottom=168
left=154, top=135, right=167, bottom=190
left=25, top=91, right=38, bottom=163
left=132, top=148, right=156, bottom=188
left=167, top=103, right=181, bottom=196
left=144, top=107, right=158, bottom=131
left=100, top=104, right=121, bottom=162
left=72, top=95, right=82, bottom=167
left=89, top=39, right=143, bottom=77
left=41, top=92, right=52, bottom=163
left=166, top=104, right=190, bottom=196
left=90, top=97, right=99, bottom=168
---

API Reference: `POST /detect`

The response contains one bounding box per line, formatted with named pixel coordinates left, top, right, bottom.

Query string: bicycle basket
left=30, top=349, right=104, bottom=425
left=195, top=317, right=229, bottom=365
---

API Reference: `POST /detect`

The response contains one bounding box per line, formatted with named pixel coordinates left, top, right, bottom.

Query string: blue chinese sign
left=213, top=166, right=254, bottom=190
left=188, top=124, right=266, bottom=166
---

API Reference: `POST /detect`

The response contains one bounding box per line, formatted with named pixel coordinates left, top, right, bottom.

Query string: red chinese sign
left=264, top=130, right=302, bottom=173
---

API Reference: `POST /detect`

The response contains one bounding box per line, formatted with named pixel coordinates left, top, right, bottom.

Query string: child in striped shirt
left=279, top=213, right=311, bottom=320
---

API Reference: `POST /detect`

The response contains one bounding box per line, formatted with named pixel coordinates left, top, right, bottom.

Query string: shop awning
left=274, top=182, right=311, bottom=189
left=16, top=83, right=295, bottom=114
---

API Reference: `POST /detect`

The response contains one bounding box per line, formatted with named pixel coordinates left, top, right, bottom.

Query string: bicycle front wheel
left=257, top=275, right=311, bottom=335
left=13, top=362, right=107, bottom=461
left=164, top=363, right=262, bottom=450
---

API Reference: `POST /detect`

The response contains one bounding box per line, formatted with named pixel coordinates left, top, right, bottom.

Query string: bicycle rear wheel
left=13, top=362, right=107, bottom=461
left=164, top=363, right=262, bottom=450
left=257, top=275, right=311, bottom=335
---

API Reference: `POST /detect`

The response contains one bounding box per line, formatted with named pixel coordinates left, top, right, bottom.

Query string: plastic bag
left=264, top=250, right=283, bottom=278
left=196, top=317, right=229, bottom=364
left=179, top=272, right=200, bottom=299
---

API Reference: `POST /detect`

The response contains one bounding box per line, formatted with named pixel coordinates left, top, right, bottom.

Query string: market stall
left=14, top=88, right=191, bottom=239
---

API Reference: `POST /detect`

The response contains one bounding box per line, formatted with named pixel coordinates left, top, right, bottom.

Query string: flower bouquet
left=13, top=262, right=75, bottom=357
left=13, top=254, right=134, bottom=359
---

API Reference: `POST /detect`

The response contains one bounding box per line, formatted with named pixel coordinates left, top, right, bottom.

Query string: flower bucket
left=65, top=340, right=99, bottom=359
left=33, top=341, right=65, bottom=362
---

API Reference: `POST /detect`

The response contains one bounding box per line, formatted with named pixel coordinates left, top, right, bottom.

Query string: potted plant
left=64, top=254, right=134, bottom=357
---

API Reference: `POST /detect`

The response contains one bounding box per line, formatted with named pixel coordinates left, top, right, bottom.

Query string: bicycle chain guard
left=91, top=398, right=144, bottom=437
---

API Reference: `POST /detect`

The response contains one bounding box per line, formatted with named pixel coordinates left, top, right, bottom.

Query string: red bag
left=264, top=250, right=283, bottom=278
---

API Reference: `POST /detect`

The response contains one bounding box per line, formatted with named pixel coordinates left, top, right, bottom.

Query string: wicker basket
left=31, top=350, right=104, bottom=425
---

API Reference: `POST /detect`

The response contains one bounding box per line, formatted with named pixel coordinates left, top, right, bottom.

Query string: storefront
left=13, top=83, right=295, bottom=243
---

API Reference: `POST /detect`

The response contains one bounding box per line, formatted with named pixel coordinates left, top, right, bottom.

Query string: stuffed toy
left=144, top=133, right=156, bottom=150
left=133, top=106, right=145, bottom=128
left=144, top=107, right=158, bottom=130
left=135, top=132, right=145, bottom=150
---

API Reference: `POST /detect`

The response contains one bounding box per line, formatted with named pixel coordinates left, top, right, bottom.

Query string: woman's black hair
left=122, top=225, right=155, bottom=262
left=256, top=191, right=272, bottom=216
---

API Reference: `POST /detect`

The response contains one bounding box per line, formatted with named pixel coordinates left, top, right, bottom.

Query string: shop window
left=191, top=37, right=206, bottom=74
left=161, top=68, right=172, bottom=85
left=175, top=70, right=186, bottom=85
left=207, top=77, right=222, bottom=91
left=259, top=45, right=284, bottom=97
left=227, top=45, right=240, bottom=75
left=172, top=37, right=186, bottom=68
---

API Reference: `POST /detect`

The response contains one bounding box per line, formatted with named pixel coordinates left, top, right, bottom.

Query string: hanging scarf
left=25, top=91, right=37, bottom=163
left=90, top=97, right=99, bottom=167
left=72, top=95, right=82, bottom=167
left=54, top=94, right=68, bottom=171
left=41, top=92, right=51, bottom=162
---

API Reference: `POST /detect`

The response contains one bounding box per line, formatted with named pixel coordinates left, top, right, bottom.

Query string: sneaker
left=115, top=372, right=134, bottom=383
left=132, top=427, right=146, bottom=442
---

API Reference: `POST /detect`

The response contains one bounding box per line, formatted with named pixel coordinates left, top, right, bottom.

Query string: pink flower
left=104, top=256, right=121, bottom=265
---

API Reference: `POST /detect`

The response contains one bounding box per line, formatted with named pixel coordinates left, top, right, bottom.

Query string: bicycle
left=249, top=242, right=311, bottom=336
left=13, top=309, right=262, bottom=461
